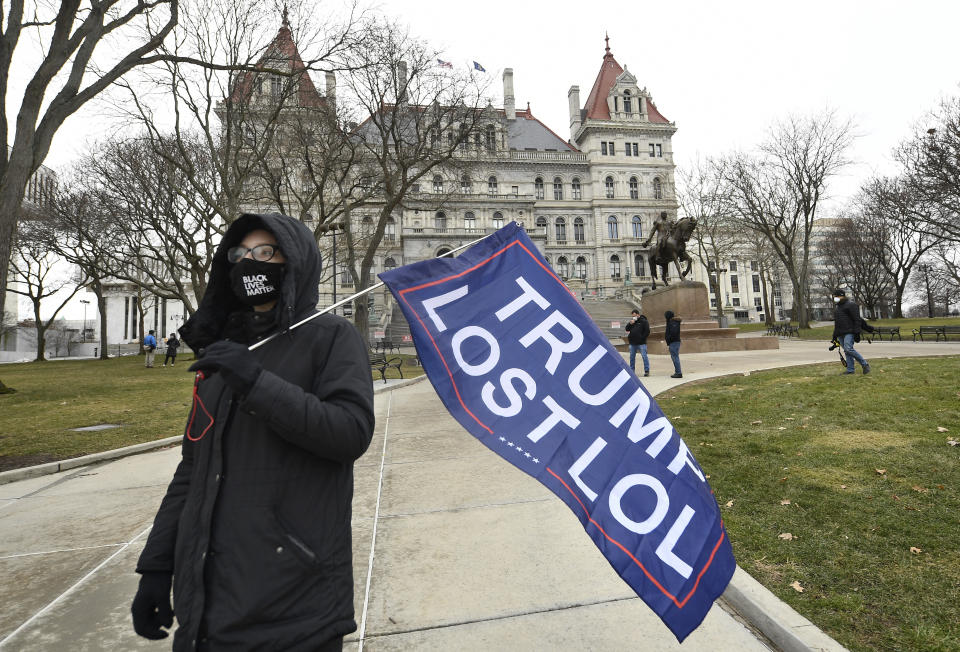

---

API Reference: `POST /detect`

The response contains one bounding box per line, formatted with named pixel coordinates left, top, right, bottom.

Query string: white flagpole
left=248, top=231, right=494, bottom=351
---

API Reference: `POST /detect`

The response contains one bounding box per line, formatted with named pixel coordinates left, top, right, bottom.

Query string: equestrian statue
left=641, top=211, right=697, bottom=290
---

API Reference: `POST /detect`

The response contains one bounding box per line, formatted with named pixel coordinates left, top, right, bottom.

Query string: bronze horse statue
left=648, top=216, right=697, bottom=289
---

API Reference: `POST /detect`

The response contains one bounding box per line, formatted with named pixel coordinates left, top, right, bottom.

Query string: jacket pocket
left=272, top=509, right=321, bottom=570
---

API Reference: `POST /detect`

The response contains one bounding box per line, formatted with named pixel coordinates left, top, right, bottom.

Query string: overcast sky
left=30, top=0, right=960, bottom=319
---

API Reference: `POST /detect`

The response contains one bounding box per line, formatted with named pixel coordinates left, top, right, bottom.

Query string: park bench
left=781, top=323, right=799, bottom=338
left=370, top=352, right=403, bottom=383
left=374, top=340, right=401, bottom=355
left=912, top=325, right=960, bottom=342
left=863, top=326, right=900, bottom=343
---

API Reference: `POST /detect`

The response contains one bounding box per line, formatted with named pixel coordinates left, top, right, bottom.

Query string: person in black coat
left=664, top=310, right=683, bottom=378
left=131, top=213, right=375, bottom=651
left=162, top=333, right=180, bottom=367
left=624, top=309, right=650, bottom=376
left=831, top=288, right=870, bottom=375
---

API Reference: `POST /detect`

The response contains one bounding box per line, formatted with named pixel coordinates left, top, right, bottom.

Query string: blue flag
left=472, top=60, right=486, bottom=72
left=378, top=222, right=735, bottom=642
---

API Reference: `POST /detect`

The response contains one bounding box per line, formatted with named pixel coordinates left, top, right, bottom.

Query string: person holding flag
left=131, top=213, right=374, bottom=651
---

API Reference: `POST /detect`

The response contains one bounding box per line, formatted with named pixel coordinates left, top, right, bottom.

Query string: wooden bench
left=374, top=340, right=401, bottom=355
left=370, top=352, right=403, bottom=383
left=912, top=325, right=960, bottom=342
left=863, top=326, right=900, bottom=343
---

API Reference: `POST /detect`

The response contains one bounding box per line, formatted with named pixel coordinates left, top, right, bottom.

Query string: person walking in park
left=624, top=309, right=650, bottom=376
left=143, top=330, right=157, bottom=368
left=131, top=213, right=375, bottom=651
left=665, top=310, right=683, bottom=378
left=831, top=288, right=870, bottom=375
left=162, top=333, right=180, bottom=367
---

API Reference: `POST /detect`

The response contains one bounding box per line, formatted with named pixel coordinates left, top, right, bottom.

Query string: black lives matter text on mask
left=242, top=273, right=275, bottom=297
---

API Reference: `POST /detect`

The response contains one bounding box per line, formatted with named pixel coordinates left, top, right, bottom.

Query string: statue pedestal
left=635, top=282, right=779, bottom=354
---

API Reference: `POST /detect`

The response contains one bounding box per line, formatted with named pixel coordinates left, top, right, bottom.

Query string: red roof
left=582, top=38, right=669, bottom=123
left=228, top=19, right=324, bottom=108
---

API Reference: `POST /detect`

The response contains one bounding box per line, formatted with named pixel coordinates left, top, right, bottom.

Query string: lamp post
left=79, top=299, right=90, bottom=342
left=318, top=222, right=346, bottom=315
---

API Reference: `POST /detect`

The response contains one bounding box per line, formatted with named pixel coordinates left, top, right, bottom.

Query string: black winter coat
left=832, top=298, right=862, bottom=339
left=665, top=318, right=682, bottom=344
left=136, top=213, right=375, bottom=651
left=625, top=316, right=650, bottom=345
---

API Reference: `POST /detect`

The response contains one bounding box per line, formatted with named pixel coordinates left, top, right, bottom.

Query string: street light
left=79, top=299, right=90, bottom=342
left=318, top=222, right=347, bottom=315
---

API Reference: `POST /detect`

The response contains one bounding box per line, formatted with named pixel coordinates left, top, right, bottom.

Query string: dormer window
left=623, top=90, right=632, bottom=114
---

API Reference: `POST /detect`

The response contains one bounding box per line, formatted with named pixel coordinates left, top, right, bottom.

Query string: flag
left=472, top=61, right=486, bottom=72
left=378, top=222, right=736, bottom=642
left=437, top=58, right=452, bottom=69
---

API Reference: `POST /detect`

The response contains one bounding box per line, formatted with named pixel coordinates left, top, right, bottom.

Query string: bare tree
left=7, top=212, right=83, bottom=361
left=815, top=215, right=893, bottom=317
left=737, top=229, right=780, bottom=325
left=0, top=0, right=178, bottom=333
left=333, top=17, right=491, bottom=340
left=722, top=112, right=855, bottom=328
left=897, top=95, right=960, bottom=243
left=678, top=157, right=738, bottom=323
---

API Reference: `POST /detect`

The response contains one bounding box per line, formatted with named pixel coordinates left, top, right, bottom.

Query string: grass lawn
left=0, top=354, right=422, bottom=472
left=660, top=356, right=960, bottom=652
left=733, top=316, right=960, bottom=342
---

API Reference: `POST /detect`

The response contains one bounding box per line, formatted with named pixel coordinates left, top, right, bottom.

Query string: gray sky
left=30, top=0, right=960, bottom=318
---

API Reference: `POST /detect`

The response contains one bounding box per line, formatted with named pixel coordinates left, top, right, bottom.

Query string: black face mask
left=229, top=258, right=285, bottom=306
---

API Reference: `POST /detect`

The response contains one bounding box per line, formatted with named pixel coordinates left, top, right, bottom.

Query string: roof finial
left=605, top=32, right=610, bottom=54
left=282, top=4, right=290, bottom=29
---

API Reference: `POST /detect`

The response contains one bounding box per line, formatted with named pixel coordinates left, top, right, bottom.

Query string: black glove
left=189, top=340, right=262, bottom=395
left=131, top=572, right=173, bottom=640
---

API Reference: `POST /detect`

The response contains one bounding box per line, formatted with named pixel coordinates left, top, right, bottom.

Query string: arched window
left=535, top=215, right=547, bottom=228
left=488, top=176, right=498, bottom=195
left=485, top=125, right=496, bottom=151
left=492, top=211, right=504, bottom=229
left=534, top=177, right=544, bottom=200
left=572, top=177, right=582, bottom=199
left=623, top=90, right=632, bottom=114
left=653, top=177, right=663, bottom=199
left=434, top=211, right=447, bottom=231
left=461, top=176, right=472, bottom=194
left=464, top=211, right=476, bottom=230
left=629, top=176, right=639, bottom=199
left=385, top=216, right=396, bottom=241
left=544, top=255, right=551, bottom=267
left=610, top=254, right=621, bottom=278
left=605, top=176, right=615, bottom=199
left=555, top=216, right=566, bottom=242
left=634, top=254, right=644, bottom=276
left=553, top=177, right=563, bottom=200
left=632, top=215, right=643, bottom=238
left=384, top=257, right=397, bottom=271
left=437, top=247, right=452, bottom=257
left=433, top=175, right=443, bottom=193
left=607, top=215, right=619, bottom=239
left=574, top=216, right=585, bottom=242
left=575, top=256, right=587, bottom=279
left=557, top=256, right=569, bottom=278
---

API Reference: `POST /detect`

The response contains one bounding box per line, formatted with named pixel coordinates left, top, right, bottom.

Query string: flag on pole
left=472, top=61, right=486, bottom=72
left=378, top=222, right=736, bottom=642
left=437, top=58, right=453, bottom=68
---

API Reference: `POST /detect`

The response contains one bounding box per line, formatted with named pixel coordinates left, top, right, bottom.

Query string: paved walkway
left=1, top=338, right=958, bottom=650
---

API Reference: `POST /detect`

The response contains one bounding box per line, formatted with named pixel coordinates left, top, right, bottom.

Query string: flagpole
left=248, top=231, right=494, bottom=351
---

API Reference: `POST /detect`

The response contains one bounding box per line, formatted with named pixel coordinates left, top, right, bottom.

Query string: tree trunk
left=760, top=269, right=772, bottom=325
left=0, top=161, right=32, bottom=330
left=95, top=287, right=109, bottom=360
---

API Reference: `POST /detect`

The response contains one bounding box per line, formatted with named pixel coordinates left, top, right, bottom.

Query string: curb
left=0, top=375, right=429, bottom=487
left=722, top=567, right=848, bottom=651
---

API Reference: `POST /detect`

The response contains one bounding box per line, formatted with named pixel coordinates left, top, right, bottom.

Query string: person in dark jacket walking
left=624, top=309, right=650, bottom=376
left=664, top=310, right=683, bottom=378
left=831, top=288, right=870, bottom=375
left=162, top=333, right=180, bottom=367
left=131, top=213, right=375, bottom=651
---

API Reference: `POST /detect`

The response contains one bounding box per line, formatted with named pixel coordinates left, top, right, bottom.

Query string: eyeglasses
left=227, top=244, right=281, bottom=263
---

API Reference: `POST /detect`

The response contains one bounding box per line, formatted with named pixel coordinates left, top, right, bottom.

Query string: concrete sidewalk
left=1, top=338, right=956, bottom=650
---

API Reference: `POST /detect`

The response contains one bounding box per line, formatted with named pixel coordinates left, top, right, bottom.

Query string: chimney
left=568, top=85, right=581, bottom=138
left=397, top=60, right=408, bottom=104
left=503, top=68, right=516, bottom=120
left=325, top=71, right=336, bottom=105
